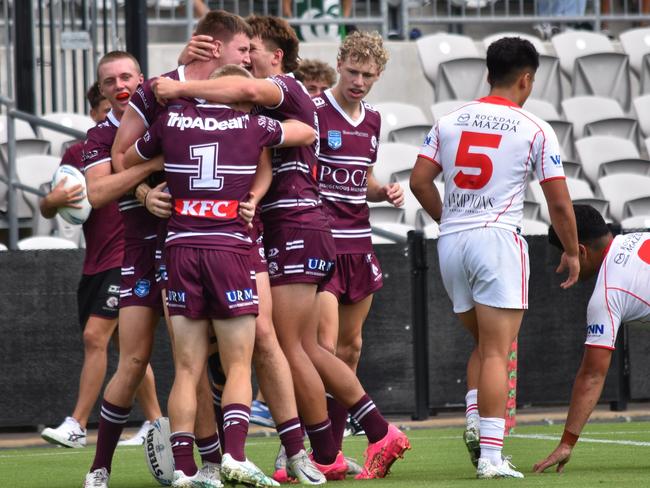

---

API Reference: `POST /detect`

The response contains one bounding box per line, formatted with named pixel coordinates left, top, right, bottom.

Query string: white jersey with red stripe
left=585, top=232, right=650, bottom=350
left=419, top=96, right=565, bottom=236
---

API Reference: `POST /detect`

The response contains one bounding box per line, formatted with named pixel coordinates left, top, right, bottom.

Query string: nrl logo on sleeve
left=327, top=130, right=342, bottom=150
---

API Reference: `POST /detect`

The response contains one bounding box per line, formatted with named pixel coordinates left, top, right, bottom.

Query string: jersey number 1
left=190, top=143, right=223, bottom=191
left=453, top=131, right=502, bottom=190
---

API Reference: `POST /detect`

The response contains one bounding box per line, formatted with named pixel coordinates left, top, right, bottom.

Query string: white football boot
left=41, top=416, right=87, bottom=448
left=171, top=463, right=223, bottom=488
left=221, top=453, right=279, bottom=487
left=83, top=468, right=109, bottom=488
left=286, top=449, right=326, bottom=485
left=476, top=457, right=524, bottom=479
left=118, top=420, right=151, bottom=446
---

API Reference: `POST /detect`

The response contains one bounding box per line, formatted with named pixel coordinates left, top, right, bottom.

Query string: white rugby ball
left=144, top=417, right=175, bottom=486
left=52, top=164, right=92, bottom=225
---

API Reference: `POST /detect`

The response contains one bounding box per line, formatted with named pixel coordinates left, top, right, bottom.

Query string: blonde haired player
left=410, top=37, right=579, bottom=478
left=313, top=30, right=404, bottom=470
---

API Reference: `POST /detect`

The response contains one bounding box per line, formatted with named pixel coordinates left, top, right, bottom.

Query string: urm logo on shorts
left=307, top=258, right=334, bottom=273
left=587, top=323, right=605, bottom=335
left=167, top=290, right=186, bottom=304
left=226, top=288, right=254, bottom=303
left=134, top=279, right=151, bottom=297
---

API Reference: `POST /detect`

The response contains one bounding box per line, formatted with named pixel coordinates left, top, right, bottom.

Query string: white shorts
left=437, top=227, right=529, bottom=313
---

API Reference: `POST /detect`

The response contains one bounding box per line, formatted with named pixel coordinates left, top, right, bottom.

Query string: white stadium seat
left=17, top=236, right=78, bottom=250
left=373, top=143, right=420, bottom=185
left=430, top=100, right=472, bottom=122
left=633, top=95, right=650, bottom=138
left=551, top=31, right=616, bottom=77
left=482, top=32, right=547, bottom=55
left=416, top=33, right=481, bottom=84
left=619, top=27, right=650, bottom=77
left=374, top=102, right=430, bottom=142
left=39, top=112, right=94, bottom=157
left=597, top=174, right=650, bottom=222
left=0, top=115, right=36, bottom=144
left=15, top=155, right=62, bottom=234
left=622, top=196, right=650, bottom=220
left=562, top=96, right=633, bottom=139
left=523, top=98, right=561, bottom=121
left=530, top=177, right=597, bottom=223
left=621, top=215, right=650, bottom=229
left=575, top=136, right=640, bottom=183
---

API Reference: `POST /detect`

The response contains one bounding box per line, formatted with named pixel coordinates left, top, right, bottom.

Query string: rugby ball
left=144, top=417, right=175, bottom=486
left=52, top=164, right=92, bottom=225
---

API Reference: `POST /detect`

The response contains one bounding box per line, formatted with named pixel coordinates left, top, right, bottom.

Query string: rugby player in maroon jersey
left=153, top=16, right=411, bottom=481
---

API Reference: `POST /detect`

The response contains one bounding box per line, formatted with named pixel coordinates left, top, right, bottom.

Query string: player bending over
left=534, top=205, right=650, bottom=473
left=410, top=37, right=579, bottom=479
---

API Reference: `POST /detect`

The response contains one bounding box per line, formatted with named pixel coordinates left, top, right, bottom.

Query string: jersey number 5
left=190, top=143, right=223, bottom=191
left=453, top=131, right=502, bottom=190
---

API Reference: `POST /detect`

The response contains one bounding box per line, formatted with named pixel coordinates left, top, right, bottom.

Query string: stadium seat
left=572, top=198, right=611, bottom=221
left=621, top=215, right=650, bottom=229
left=39, top=112, right=94, bottom=157
left=523, top=200, right=542, bottom=220
left=17, top=236, right=78, bottom=250
left=374, top=102, right=430, bottom=142
left=414, top=207, right=441, bottom=239
left=575, top=135, right=640, bottom=183
left=597, top=174, right=650, bottom=221
left=15, top=155, right=61, bottom=234
left=645, top=137, right=650, bottom=157
left=531, top=56, right=564, bottom=112
left=430, top=100, right=472, bottom=122
left=371, top=221, right=415, bottom=243
left=622, top=196, right=650, bottom=220
left=641, top=53, right=650, bottom=94
left=619, top=27, right=650, bottom=78
left=373, top=143, right=420, bottom=184
left=0, top=139, right=51, bottom=162
left=0, top=115, right=36, bottom=143
left=572, top=53, right=632, bottom=112
left=632, top=95, right=650, bottom=137
left=551, top=31, right=616, bottom=77
left=562, top=96, right=635, bottom=139
left=0, top=242, right=7, bottom=251
left=530, top=176, right=597, bottom=222
left=482, top=32, right=547, bottom=55
left=523, top=98, right=561, bottom=120
left=368, top=203, right=406, bottom=224
left=415, top=33, right=489, bottom=101
left=521, top=218, right=549, bottom=235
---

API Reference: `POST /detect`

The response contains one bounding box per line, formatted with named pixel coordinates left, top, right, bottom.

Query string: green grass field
left=3, top=422, right=650, bottom=487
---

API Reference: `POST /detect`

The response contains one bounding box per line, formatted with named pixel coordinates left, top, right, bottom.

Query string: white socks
left=479, top=417, right=505, bottom=466
left=465, top=389, right=479, bottom=428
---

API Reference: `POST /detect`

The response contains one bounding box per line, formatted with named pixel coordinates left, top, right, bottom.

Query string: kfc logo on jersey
left=225, top=288, right=255, bottom=305
left=175, top=199, right=238, bottom=220
left=328, top=130, right=342, bottom=150
left=134, top=279, right=151, bottom=298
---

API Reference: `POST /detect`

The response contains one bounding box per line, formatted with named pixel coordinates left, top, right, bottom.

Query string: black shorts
left=77, top=268, right=121, bottom=329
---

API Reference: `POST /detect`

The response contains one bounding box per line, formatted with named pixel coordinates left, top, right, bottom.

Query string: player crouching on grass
left=534, top=204, right=650, bottom=474
left=124, top=64, right=318, bottom=488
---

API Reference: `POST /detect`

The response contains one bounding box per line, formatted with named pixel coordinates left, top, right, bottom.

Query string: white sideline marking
left=511, top=433, right=650, bottom=447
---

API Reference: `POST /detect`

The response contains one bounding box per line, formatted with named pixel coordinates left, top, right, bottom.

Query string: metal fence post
left=14, top=0, right=36, bottom=114
left=408, top=230, right=429, bottom=420
left=6, top=107, right=18, bottom=250
left=125, top=0, right=148, bottom=79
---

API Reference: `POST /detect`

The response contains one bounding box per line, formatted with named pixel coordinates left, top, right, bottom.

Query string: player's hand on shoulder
left=239, top=192, right=256, bottom=229
left=48, top=177, right=84, bottom=209
left=178, top=34, right=214, bottom=65
left=385, top=182, right=404, bottom=208
left=556, top=252, right=580, bottom=289
left=145, top=181, right=172, bottom=219
left=152, top=77, right=180, bottom=106
left=533, top=443, right=573, bottom=473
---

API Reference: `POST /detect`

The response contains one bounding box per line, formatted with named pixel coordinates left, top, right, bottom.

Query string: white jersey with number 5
left=419, top=96, right=565, bottom=236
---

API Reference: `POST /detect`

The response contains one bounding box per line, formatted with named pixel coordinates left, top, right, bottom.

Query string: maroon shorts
left=165, top=246, right=258, bottom=320
left=321, top=253, right=384, bottom=304
left=120, top=241, right=164, bottom=312
left=250, top=233, right=268, bottom=274
left=264, top=227, right=336, bottom=287
left=155, top=220, right=168, bottom=286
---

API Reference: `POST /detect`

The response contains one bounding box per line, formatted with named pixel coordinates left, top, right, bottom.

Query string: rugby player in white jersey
left=314, top=31, right=404, bottom=465
left=534, top=205, right=650, bottom=474
left=410, top=37, right=579, bottom=478
left=154, top=15, right=411, bottom=481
